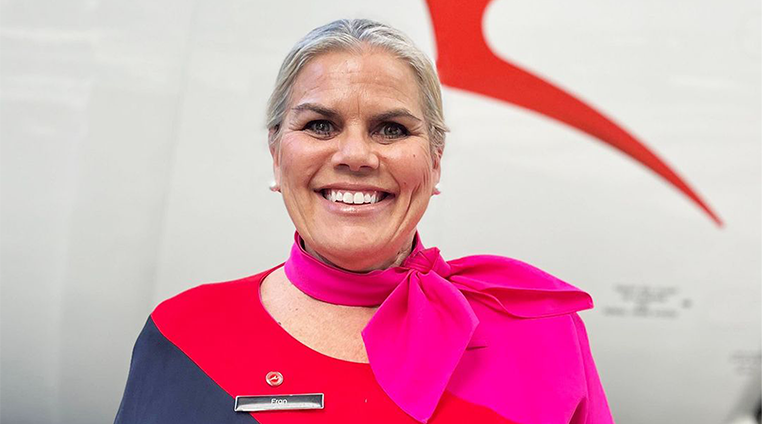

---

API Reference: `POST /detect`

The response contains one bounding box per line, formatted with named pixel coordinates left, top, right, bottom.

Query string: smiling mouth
left=317, top=189, right=393, bottom=205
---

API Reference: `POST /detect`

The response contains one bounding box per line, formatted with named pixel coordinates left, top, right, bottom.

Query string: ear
left=431, top=146, right=443, bottom=190
left=268, top=126, right=281, bottom=185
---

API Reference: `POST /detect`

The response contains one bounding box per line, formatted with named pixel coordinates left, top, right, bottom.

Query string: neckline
left=253, top=263, right=372, bottom=368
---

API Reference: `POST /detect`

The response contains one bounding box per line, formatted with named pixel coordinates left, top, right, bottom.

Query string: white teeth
left=324, top=189, right=385, bottom=205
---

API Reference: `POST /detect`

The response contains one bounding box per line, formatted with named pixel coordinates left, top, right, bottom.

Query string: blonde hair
left=266, top=19, right=448, bottom=158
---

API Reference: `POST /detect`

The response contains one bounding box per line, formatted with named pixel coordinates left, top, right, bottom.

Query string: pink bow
left=284, top=232, right=593, bottom=423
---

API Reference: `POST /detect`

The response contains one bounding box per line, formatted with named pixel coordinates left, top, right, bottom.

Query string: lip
left=315, top=190, right=395, bottom=216
left=315, top=182, right=395, bottom=195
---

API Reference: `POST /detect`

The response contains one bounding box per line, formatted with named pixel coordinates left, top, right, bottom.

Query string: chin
left=308, top=228, right=401, bottom=272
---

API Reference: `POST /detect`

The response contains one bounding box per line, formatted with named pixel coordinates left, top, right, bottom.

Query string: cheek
left=278, top=138, right=324, bottom=185
left=279, top=150, right=304, bottom=177
left=389, top=146, right=436, bottom=194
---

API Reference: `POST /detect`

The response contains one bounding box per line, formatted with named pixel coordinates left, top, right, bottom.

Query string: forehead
left=288, top=49, right=422, bottom=115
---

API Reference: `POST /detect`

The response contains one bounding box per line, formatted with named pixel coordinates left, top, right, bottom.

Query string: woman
left=115, top=19, right=614, bottom=424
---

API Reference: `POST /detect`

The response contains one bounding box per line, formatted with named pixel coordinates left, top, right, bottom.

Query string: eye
left=304, top=120, right=336, bottom=137
left=376, top=122, right=409, bottom=140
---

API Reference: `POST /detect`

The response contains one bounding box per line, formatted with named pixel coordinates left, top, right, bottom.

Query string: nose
left=331, top=127, right=379, bottom=172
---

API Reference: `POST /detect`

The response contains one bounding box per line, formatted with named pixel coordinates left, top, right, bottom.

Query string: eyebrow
left=291, top=103, right=422, bottom=123
left=291, top=103, right=339, bottom=120
left=373, top=109, right=422, bottom=123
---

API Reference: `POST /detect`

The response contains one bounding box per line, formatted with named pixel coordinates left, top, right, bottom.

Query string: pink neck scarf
left=284, top=231, right=593, bottom=423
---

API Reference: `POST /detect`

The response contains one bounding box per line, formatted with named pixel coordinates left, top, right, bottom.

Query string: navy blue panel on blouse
left=114, top=317, right=259, bottom=424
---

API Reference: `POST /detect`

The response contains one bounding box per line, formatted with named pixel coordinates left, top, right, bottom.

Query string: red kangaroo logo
left=425, top=0, right=722, bottom=226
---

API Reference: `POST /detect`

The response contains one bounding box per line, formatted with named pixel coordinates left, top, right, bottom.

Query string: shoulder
left=151, top=265, right=280, bottom=335
left=450, top=253, right=584, bottom=291
left=449, top=254, right=594, bottom=319
left=115, top=268, right=279, bottom=424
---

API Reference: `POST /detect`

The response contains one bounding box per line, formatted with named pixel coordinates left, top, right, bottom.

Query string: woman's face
left=271, top=48, right=441, bottom=272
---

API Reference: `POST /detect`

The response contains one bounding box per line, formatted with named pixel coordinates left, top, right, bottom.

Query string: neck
left=302, top=234, right=416, bottom=273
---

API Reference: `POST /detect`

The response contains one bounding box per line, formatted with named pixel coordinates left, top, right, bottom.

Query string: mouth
left=315, top=188, right=395, bottom=206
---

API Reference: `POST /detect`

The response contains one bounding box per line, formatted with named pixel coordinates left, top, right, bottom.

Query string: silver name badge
left=234, top=393, right=324, bottom=412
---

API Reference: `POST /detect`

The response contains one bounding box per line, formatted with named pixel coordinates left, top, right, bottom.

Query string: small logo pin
left=266, top=371, right=283, bottom=387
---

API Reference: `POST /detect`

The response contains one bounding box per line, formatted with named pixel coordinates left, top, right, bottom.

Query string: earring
left=269, top=180, right=280, bottom=192
left=432, top=184, right=441, bottom=195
